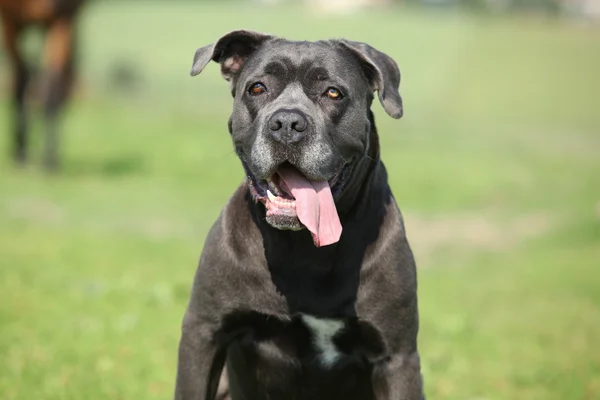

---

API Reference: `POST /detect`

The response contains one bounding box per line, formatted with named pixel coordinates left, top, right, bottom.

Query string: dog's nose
left=268, top=109, right=308, bottom=144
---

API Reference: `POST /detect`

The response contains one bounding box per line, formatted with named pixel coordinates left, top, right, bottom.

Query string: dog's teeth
left=267, top=190, right=276, bottom=202
left=268, top=181, right=279, bottom=195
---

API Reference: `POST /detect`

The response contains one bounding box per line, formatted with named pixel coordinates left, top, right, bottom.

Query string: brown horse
left=0, top=0, right=84, bottom=170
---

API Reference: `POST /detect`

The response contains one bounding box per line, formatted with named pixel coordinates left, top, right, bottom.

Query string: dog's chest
left=300, top=314, right=345, bottom=366
left=222, top=312, right=384, bottom=400
left=234, top=312, right=386, bottom=369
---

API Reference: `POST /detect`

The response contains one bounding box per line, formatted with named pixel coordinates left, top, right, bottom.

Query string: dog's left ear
left=190, top=30, right=274, bottom=81
left=338, top=40, right=403, bottom=119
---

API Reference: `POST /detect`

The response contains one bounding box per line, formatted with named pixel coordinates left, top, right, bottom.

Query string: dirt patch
left=403, top=211, right=553, bottom=267
left=6, top=197, right=64, bottom=224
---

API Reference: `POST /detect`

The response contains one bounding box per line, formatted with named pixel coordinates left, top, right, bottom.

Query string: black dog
left=175, top=30, right=424, bottom=400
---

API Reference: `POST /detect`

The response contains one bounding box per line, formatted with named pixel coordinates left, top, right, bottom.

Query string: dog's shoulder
left=190, top=181, right=287, bottom=315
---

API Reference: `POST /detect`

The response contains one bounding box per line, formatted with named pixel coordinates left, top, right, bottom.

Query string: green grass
left=1, top=1, right=599, bottom=399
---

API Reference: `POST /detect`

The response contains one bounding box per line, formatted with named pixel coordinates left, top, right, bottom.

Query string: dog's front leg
left=174, top=310, right=226, bottom=400
left=372, top=351, right=425, bottom=400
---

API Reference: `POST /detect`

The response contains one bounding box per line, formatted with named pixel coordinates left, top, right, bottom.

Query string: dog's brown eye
left=326, top=87, right=342, bottom=100
left=249, top=82, right=267, bottom=96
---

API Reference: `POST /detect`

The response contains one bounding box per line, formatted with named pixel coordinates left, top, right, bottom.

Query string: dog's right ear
left=190, top=30, right=274, bottom=81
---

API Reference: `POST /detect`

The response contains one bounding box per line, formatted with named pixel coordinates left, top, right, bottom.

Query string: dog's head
left=191, top=30, right=402, bottom=247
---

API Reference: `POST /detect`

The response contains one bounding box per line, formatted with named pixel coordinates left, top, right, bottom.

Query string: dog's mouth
left=248, top=163, right=351, bottom=247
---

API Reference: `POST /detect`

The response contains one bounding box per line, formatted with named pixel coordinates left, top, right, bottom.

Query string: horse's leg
left=1, top=12, right=29, bottom=165
left=41, top=15, right=76, bottom=171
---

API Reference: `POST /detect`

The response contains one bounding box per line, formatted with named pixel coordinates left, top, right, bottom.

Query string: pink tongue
left=277, top=166, right=342, bottom=247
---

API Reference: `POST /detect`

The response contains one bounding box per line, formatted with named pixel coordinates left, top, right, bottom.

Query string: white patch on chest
left=301, top=314, right=344, bottom=367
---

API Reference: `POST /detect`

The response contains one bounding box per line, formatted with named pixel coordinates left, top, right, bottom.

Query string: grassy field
left=1, top=1, right=599, bottom=399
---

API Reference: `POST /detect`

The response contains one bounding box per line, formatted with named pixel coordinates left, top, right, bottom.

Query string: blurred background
left=0, top=0, right=599, bottom=399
